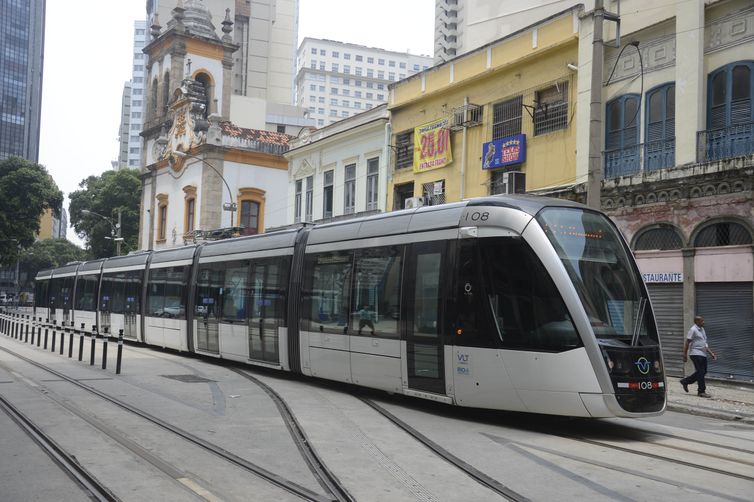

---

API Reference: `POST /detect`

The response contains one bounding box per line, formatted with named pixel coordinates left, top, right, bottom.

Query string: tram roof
left=306, top=194, right=585, bottom=245
left=78, top=258, right=105, bottom=273
left=199, top=228, right=299, bottom=259
left=150, top=244, right=198, bottom=264
left=101, top=252, right=151, bottom=270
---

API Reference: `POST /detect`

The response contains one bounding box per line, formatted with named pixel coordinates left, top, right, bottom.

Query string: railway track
left=0, top=393, right=119, bottom=502
left=0, top=345, right=335, bottom=502
left=232, top=368, right=355, bottom=502
left=358, top=397, right=529, bottom=502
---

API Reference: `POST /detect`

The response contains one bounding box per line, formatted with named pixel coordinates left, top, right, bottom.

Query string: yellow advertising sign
left=413, top=117, right=452, bottom=173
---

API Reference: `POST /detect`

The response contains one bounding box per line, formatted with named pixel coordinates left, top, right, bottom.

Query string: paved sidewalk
left=666, top=376, right=754, bottom=423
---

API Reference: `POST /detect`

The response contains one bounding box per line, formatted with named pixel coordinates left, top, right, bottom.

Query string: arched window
left=238, top=188, right=265, bottom=236
left=704, top=61, right=754, bottom=160
left=694, top=221, right=752, bottom=248
left=183, top=185, right=196, bottom=236
left=633, top=225, right=683, bottom=251
left=194, top=72, right=212, bottom=118
left=162, top=71, right=171, bottom=113
left=645, top=83, right=675, bottom=170
left=151, top=78, right=159, bottom=116
left=156, top=193, right=168, bottom=243
left=605, top=94, right=640, bottom=177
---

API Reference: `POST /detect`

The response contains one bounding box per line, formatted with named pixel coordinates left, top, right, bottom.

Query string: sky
left=38, top=0, right=435, bottom=246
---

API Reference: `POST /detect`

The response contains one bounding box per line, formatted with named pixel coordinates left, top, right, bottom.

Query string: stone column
left=675, top=0, right=705, bottom=165
left=682, top=247, right=696, bottom=331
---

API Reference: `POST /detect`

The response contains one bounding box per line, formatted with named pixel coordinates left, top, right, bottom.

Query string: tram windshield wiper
left=630, top=297, right=646, bottom=347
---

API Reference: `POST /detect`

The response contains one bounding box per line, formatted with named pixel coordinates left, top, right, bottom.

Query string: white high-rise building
left=434, top=0, right=589, bottom=63
left=147, top=0, right=299, bottom=105
left=296, top=38, right=432, bottom=128
left=116, top=21, right=148, bottom=170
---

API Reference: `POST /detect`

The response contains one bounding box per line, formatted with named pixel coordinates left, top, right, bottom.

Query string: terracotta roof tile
left=220, top=122, right=292, bottom=146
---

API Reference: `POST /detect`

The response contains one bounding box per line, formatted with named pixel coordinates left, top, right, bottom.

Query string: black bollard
left=14, top=313, right=19, bottom=339
left=102, top=327, right=108, bottom=370
left=68, top=324, right=74, bottom=358
left=90, top=325, right=97, bottom=366
left=43, top=319, right=49, bottom=349
left=30, top=317, right=36, bottom=345
left=78, top=323, right=85, bottom=361
left=51, top=320, right=57, bottom=352
left=60, top=324, right=66, bottom=355
left=24, top=315, right=29, bottom=343
left=116, top=329, right=124, bottom=375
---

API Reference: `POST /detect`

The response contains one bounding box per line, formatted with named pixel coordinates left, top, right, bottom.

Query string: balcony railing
left=603, top=138, right=675, bottom=179
left=697, top=122, right=754, bottom=162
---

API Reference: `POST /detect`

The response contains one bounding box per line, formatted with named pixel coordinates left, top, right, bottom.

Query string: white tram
left=34, top=195, right=666, bottom=417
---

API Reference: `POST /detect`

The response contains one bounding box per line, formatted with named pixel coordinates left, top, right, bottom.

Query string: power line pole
left=586, top=0, right=606, bottom=209
left=116, top=208, right=122, bottom=256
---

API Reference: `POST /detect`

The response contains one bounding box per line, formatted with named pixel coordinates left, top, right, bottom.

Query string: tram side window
left=61, top=277, right=75, bottom=310
left=100, top=272, right=126, bottom=313
left=195, top=264, right=223, bottom=319
left=148, top=266, right=188, bottom=319
left=480, top=238, right=581, bottom=352
left=249, top=257, right=289, bottom=326
left=350, top=246, right=402, bottom=338
left=455, top=241, right=496, bottom=348
left=223, top=261, right=250, bottom=322
left=124, top=270, right=142, bottom=314
left=75, top=275, right=99, bottom=312
left=34, top=280, right=49, bottom=309
left=302, top=251, right=353, bottom=334
left=48, top=278, right=62, bottom=308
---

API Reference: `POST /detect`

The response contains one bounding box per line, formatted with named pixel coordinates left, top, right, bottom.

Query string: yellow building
left=388, top=7, right=581, bottom=210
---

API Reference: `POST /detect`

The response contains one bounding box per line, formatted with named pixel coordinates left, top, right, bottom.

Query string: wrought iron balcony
left=697, top=122, right=754, bottom=162
left=603, top=138, right=676, bottom=179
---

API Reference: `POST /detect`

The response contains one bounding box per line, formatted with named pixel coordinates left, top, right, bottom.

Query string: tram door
left=195, top=266, right=222, bottom=353
left=124, top=296, right=138, bottom=340
left=248, top=259, right=284, bottom=363
left=404, top=241, right=446, bottom=394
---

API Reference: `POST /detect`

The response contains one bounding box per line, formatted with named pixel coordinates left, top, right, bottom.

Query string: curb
left=667, top=403, right=754, bottom=424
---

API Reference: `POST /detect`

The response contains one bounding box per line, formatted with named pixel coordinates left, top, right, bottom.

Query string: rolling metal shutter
left=695, top=282, right=754, bottom=380
left=647, top=284, right=684, bottom=376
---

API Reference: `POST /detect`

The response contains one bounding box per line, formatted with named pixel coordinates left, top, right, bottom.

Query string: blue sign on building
left=482, top=134, right=526, bottom=170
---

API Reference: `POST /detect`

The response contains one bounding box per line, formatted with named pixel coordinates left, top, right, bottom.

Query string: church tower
left=138, top=1, right=291, bottom=251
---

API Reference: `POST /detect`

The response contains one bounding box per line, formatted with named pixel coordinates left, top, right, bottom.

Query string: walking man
left=680, top=315, right=717, bottom=398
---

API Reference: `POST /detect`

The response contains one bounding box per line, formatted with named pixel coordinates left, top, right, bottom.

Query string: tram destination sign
left=641, top=272, right=683, bottom=283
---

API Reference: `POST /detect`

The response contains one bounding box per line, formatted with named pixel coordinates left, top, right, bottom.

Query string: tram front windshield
left=536, top=208, right=658, bottom=343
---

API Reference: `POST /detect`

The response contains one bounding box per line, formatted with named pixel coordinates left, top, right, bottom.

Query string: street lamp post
left=169, top=151, right=237, bottom=230
left=81, top=209, right=123, bottom=256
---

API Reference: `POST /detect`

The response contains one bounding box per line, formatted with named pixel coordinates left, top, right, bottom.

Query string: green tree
left=0, top=157, right=63, bottom=266
left=69, top=169, right=142, bottom=259
left=18, top=239, right=87, bottom=290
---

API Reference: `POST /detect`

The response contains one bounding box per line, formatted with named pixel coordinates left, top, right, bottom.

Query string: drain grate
left=161, top=374, right=215, bottom=383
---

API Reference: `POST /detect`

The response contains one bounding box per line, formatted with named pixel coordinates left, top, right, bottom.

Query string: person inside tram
left=358, top=304, right=375, bottom=335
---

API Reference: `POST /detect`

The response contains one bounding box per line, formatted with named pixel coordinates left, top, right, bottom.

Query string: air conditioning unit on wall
left=404, top=197, right=425, bottom=209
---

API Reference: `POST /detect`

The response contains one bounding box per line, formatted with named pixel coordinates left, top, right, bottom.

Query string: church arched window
left=195, top=72, right=213, bottom=118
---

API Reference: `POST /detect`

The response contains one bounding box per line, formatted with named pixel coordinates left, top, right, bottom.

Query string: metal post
left=116, top=208, right=122, bottom=256
left=68, top=324, right=75, bottom=358
left=60, top=324, right=66, bottom=355
left=586, top=0, right=606, bottom=209
left=78, top=323, right=85, bottom=361
left=116, top=329, right=124, bottom=375
left=102, top=327, right=108, bottom=370
left=43, top=319, right=49, bottom=349
left=30, top=317, right=36, bottom=345
left=90, top=325, right=97, bottom=366
left=14, top=313, right=19, bottom=339
left=51, top=320, right=57, bottom=352
left=24, top=314, right=29, bottom=343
